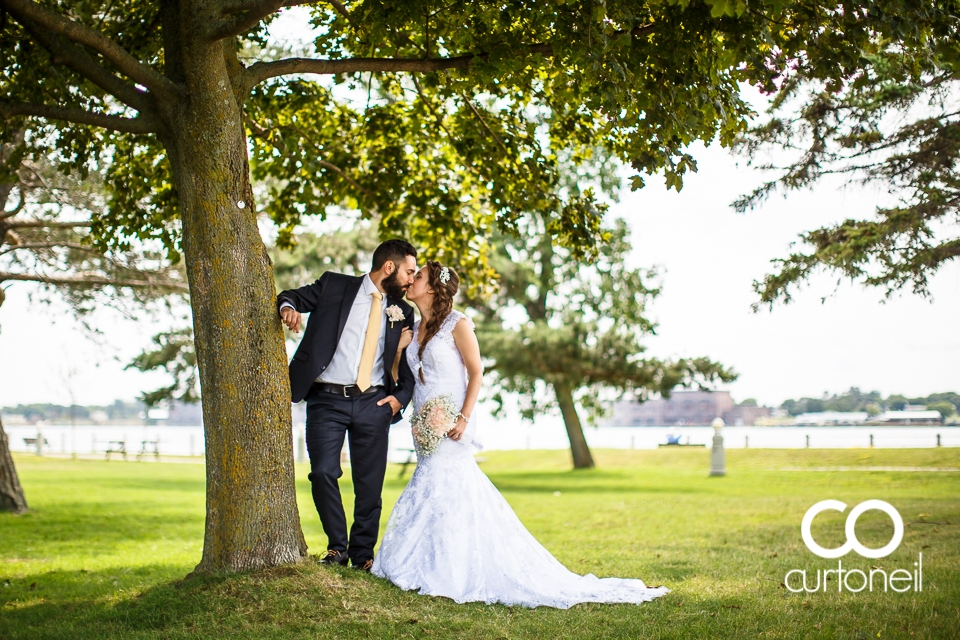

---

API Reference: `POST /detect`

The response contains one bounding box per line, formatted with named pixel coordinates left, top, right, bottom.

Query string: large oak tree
left=1, top=0, right=951, bottom=572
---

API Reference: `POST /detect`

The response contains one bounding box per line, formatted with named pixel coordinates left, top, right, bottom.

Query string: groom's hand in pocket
left=377, top=395, right=401, bottom=415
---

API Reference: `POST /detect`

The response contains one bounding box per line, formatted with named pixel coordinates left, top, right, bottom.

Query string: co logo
left=801, top=500, right=904, bottom=559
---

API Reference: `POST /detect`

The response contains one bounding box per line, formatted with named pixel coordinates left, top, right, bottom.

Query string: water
left=6, top=420, right=959, bottom=463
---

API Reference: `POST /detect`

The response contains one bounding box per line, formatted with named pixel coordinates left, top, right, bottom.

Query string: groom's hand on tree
left=280, top=307, right=302, bottom=333
left=378, top=395, right=401, bottom=415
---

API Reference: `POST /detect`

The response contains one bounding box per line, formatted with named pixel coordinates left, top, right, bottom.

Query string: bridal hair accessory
left=439, top=266, right=451, bottom=285
left=386, top=304, right=404, bottom=328
left=410, top=394, right=458, bottom=456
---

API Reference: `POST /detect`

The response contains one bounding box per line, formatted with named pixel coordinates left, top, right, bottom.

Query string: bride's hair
left=417, top=261, right=460, bottom=382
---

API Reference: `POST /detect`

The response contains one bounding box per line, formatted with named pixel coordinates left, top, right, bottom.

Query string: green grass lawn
left=1, top=448, right=958, bottom=639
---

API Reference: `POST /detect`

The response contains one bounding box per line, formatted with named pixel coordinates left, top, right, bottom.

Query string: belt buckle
left=342, top=385, right=351, bottom=398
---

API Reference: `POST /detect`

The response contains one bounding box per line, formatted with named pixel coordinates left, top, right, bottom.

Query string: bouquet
left=410, top=394, right=459, bottom=456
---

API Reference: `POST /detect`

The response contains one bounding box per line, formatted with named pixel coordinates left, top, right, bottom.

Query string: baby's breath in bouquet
left=411, top=394, right=459, bottom=456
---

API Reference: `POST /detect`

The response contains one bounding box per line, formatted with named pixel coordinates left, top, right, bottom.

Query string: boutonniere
left=386, top=304, right=404, bottom=328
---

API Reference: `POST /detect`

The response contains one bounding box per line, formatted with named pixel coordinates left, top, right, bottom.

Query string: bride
left=371, top=261, right=668, bottom=609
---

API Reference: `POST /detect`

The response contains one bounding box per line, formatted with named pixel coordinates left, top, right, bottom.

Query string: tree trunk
left=0, top=414, right=28, bottom=514
left=554, top=381, right=595, bottom=469
left=164, top=12, right=307, bottom=573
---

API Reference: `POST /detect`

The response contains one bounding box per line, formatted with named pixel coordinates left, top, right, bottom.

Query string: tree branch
left=244, top=48, right=551, bottom=89
left=211, top=0, right=287, bottom=41
left=0, top=101, right=159, bottom=134
left=226, top=0, right=353, bottom=26
left=242, top=19, right=654, bottom=89
left=0, top=188, right=24, bottom=221
left=0, top=241, right=92, bottom=256
left=0, top=0, right=181, bottom=100
left=3, top=218, right=93, bottom=229
left=411, top=74, right=459, bottom=143
left=24, top=19, right=154, bottom=113
left=246, top=116, right=377, bottom=203
left=322, top=0, right=356, bottom=27
left=0, top=271, right=190, bottom=292
left=459, top=93, right=512, bottom=158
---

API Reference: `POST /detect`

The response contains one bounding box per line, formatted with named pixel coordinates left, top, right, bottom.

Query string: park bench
left=22, top=436, right=50, bottom=448
left=137, top=439, right=160, bottom=462
left=105, top=440, right=127, bottom=461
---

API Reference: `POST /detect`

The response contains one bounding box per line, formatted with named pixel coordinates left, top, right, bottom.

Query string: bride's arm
left=391, top=327, right=414, bottom=381
left=449, top=317, right=482, bottom=440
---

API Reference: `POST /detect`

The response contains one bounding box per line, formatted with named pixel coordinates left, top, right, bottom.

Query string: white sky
left=1, top=9, right=957, bottom=409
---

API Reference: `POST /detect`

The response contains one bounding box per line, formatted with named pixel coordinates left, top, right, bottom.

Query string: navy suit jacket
left=277, top=272, right=416, bottom=420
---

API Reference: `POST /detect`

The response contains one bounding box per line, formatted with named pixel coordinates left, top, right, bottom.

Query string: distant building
left=723, top=404, right=773, bottom=426
left=607, top=390, right=735, bottom=426
left=870, top=410, right=942, bottom=425
left=165, top=402, right=204, bottom=426
left=794, top=412, right=868, bottom=426
left=148, top=400, right=306, bottom=427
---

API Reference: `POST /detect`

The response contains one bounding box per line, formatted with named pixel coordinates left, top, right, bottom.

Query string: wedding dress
left=372, top=310, right=668, bottom=608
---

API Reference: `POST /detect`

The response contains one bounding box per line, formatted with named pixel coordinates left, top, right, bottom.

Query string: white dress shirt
left=282, top=274, right=388, bottom=386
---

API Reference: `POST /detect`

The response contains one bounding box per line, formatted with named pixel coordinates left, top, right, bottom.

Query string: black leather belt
left=313, top=382, right=383, bottom=398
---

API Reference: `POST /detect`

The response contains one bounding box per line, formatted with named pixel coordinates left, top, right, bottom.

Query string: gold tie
left=356, top=291, right=383, bottom=391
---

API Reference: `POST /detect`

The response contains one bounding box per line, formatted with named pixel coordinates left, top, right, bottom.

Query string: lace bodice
left=406, top=309, right=480, bottom=453
left=407, top=310, right=473, bottom=412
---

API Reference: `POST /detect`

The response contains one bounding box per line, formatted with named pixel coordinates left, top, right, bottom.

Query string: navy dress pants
left=305, top=385, right=393, bottom=564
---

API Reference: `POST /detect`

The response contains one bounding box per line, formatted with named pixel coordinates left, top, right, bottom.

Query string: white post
left=710, top=417, right=726, bottom=477
left=35, top=424, right=44, bottom=456
left=297, top=433, right=307, bottom=464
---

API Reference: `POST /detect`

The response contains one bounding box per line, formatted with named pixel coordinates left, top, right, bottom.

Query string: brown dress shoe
left=353, top=559, right=374, bottom=572
left=319, top=549, right=349, bottom=566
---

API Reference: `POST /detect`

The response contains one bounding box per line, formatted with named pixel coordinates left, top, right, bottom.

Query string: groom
left=277, top=239, right=418, bottom=571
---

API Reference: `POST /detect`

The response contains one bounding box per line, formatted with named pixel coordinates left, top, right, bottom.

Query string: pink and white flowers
left=410, top=394, right=458, bottom=456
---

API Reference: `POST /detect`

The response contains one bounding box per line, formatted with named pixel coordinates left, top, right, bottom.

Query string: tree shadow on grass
left=485, top=469, right=709, bottom=495
left=2, top=558, right=955, bottom=640
left=0, top=563, right=683, bottom=640
left=1, top=507, right=203, bottom=549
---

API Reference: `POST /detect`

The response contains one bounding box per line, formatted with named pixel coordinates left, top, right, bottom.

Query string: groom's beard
left=382, top=268, right=409, bottom=300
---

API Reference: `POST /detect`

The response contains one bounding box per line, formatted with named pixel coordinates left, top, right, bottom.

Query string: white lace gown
left=371, top=310, right=668, bottom=609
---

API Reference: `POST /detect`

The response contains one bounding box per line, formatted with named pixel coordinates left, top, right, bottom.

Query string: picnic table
left=105, top=440, right=127, bottom=461
left=137, top=439, right=160, bottom=461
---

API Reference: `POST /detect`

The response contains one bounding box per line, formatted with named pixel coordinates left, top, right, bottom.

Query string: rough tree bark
left=155, top=9, right=307, bottom=572
left=0, top=414, right=28, bottom=514
left=554, top=380, right=595, bottom=469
